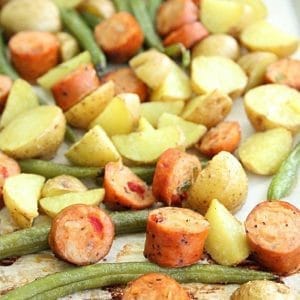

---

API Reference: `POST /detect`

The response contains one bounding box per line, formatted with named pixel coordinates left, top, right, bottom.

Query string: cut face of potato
left=192, top=34, right=240, bottom=61
left=244, top=84, right=300, bottom=134
left=0, top=79, right=39, bottom=128
left=238, top=128, right=292, bottom=175
left=130, top=49, right=174, bottom=89
left=0, top=106, right=66, bottom=159
left=89, top=93, right=140, bottom=136
left=240, top=21, right=299, bottom=57
left=65, top=125, right=120, bottom=167
left=141, top=101, right=184, bottom=127
left=150, top=64, right=192, bottom=102
left=78, top=0, right=115, bottom=19
left=136, top=117, right=155, bottom=132
left=112, top=126, right=185, bottom=164
left=157, top=113, right=206, bottom=148
left=181, top=90, right=232, bottom=128
left=191, top=56, right=247, bottom=98
left=205, top=199, right=250, bottom=266
left=65, top=81, right=115, bottom=129
left=186, top=151, right=248, bottom=214
left=39, top=188, right=105, bottom=218
left=56, top=32, right=79, bottom=62
left=3, top=173, right=45, bottom=228
left=238, top=51, right=278, bottom=92
left=41, top=175, right=87, bottom=197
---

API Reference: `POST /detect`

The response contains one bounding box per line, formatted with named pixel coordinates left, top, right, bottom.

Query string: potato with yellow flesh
left=187, top=151, right=248, bottom=214
left=136, top=117, right=155, bottom=132
left=238, top=128, right=292, bottom=176
left=65, top=81, right=115, bottom=129
left=65, top=125, right=120, bottom=167
left=3, top=174, right=45, bottom=228
left=150, top=64, right=192, bottom=102
left=0, top=106, right=66, bottom=159
left=157, top=113, right=206, bottom=148
left=240, top=21, right=299, bottom=57
left=130, top=49, right=174, bottom=89
left=0, top=79, right=39, bottom=128
left=89, top=93, right=140, bottom=136
left=112, top=126, right=185, bottom=164
left=181, top=90, right=232, bottom=128
left=41, top=175, right=87, bottom=197
left=192, top=34, right=240, bottom=60
left=78, top=0, right=115, bottom=19
left=244, top=84, right=300, bottom=134
left=205, top=199, right=250, bottom=266
left=238, top=52, right=278, bottom=92
left=55, top=32, right=79, bottom=62
left=52, top=0, right=83, bottom=8
left=141, top=101, right=184, bottom=127
left=39, top=188, right=104, bottom=218
left=191, top=56, right=247, bottom=98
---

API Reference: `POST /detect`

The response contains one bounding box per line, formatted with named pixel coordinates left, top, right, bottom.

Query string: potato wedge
left=186, top=151, right=248, bottom=214
left=205, top=199, right=250, bottom=266
left=181, top=90, right=232, bottom=128
left=37, top=51, right=91, bottom=89
left=65, top=81, right=115, bottom=129
left=157, top=113, right=206, bottom=148
left=136, top=117, right=155, bottom=132
left=41, top=175, right=87, bottom=197
left=129, top=49, right=174, bottom=89
left=192, top=34, right=240, bottom=60
left=238, top=128, right=292, bottom=175
left=78, top=0, right=115, bottom=19
left=65, top=125, right=120, bottom=167
left=39, top=188, right=104, bottom=218
left=0, top=79, right=39, bottom=128
left=141, top=101, right=184, bottom=127
left=112, top=126, right=185, bottom=164
left=89, top=93, right=140, bottom=136
left=244, top=84, right=300, bottom=133
left=55, top=32, right=79, bottom=62
left=240, top=21, right=299, bottom=58
left=238, top=52, right=278, bottom=92
left=3, top=173, right=45, bottom=228
left=191, top=56, right=247, bottom=98
left=0, top=106, right=66, bottom=159
left=150, top=64, right=192, bottom=102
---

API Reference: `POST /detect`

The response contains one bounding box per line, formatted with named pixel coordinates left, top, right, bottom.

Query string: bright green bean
left=129, top=0, right=164, bottom=51
left=59, top=8, right=106, bottom=71
left=267, top=142, right=300, bottom=200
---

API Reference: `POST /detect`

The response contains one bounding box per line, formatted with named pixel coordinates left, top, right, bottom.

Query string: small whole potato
left=186, top=151, right=248, bottom=214
left=192, top=34, right=240, bottom=60
left=231, top=280, right=297, bottom=300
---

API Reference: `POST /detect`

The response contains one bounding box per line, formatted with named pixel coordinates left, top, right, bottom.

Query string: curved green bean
left=267, top=142, right=300, bottom=200
left=164, top=43, right=191, bottom=68
left=147, top=0, right=163, bottom=23
left=80, top=11, right=102, bottom=29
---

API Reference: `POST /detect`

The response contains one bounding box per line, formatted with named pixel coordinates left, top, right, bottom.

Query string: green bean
left=64, top=125, right=78, bottom=144
left=112, top=0, right=131, bottom=12
left=80, top=11, right=102, bottom=29
left=129, top=0, right=164, bottom=51
left=147, top=0, right=162, bottom=23
left=59, top=8, right=106, bottom=71
left=2, top=262, right=277, bottom=299
left=164, top=43, right=191, bottom=68
left=267, top=142, right=300, bottom=200
left=0, top=29, right=18, bottom=80
left=0, top=210, right=149, bottom=260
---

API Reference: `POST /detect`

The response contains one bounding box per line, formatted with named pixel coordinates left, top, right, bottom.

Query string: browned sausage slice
left=152, top=148, right=201, bottom=206
left=245, top=201, right=300, bottom=275
left=94, top=12, right=144, bottom=63
left=49, top=204, right=115, bottom=266
left=265, top=58, right=300, bottom=90
left=156, top=0, right=198, bottom=36
left=102, top=67, right=148, bottom=102
left=0, top=75, right=12, bottom=112
left=144, top=207, right=209, bottom=267
left=9, top=31, right=59, bottom=82
left=104, top=161, right=155, bottom=210
left=51, top=63, right=100, bottom=111
left=122, top=273, right=190, bottom=300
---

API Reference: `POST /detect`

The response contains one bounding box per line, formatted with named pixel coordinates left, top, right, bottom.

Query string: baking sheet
left=0, top=0, right=300, bottom=298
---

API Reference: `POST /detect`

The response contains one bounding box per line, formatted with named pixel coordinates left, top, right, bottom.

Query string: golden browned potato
left=78, top=0, right=115, bottom=19
left=55, top=32, right=79, bottom=62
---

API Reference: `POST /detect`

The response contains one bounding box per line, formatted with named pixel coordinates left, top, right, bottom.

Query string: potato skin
left=186, top=151, right=248, bottom=214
